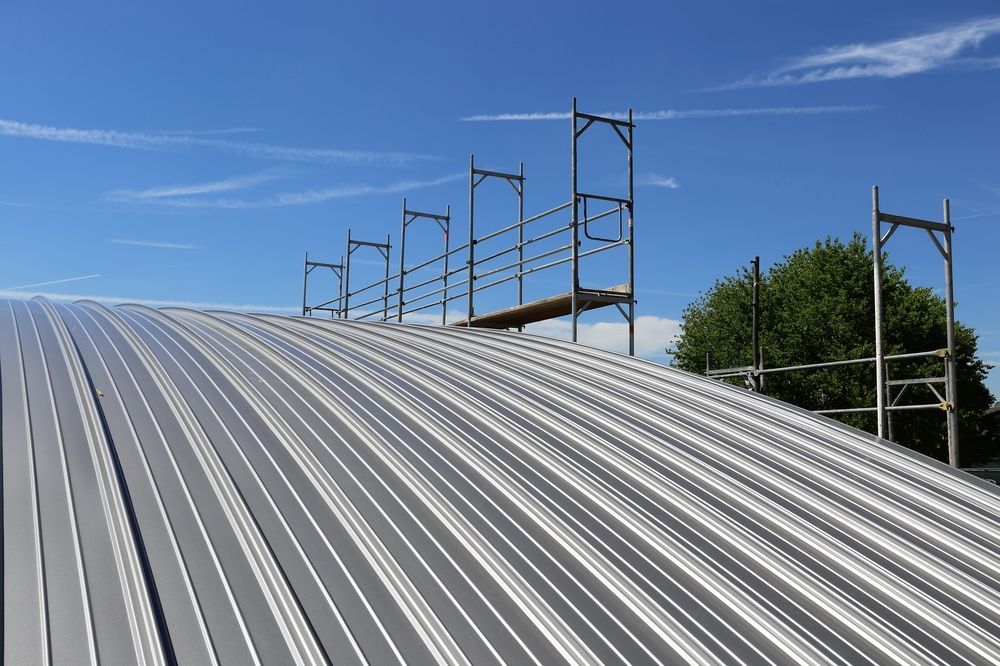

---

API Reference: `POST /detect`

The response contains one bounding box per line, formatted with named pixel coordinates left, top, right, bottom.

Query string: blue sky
left=1, top=1, right=998, bottom=393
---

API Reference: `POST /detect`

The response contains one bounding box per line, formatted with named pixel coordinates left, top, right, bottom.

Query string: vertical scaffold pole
left=442, top=205, right=451, bottom=326
left=301, top=251, right=309, bottom=317
left=467, top=154, right=475, bottom=327
left=517, top=161, right=525, bottom=309
left=344, top=229, right=352, bottom=319
left=872, top=186, right=887, bottom=438
left=943, top=198, right=960, bottom=466
left=886, top=362, right=895, bottom=442
left=397, top=199, right=407, bottom=322
left=571, top=97, right=580, bottom=343
left=337, top=255, right=344, bottom=318
left=382, top=234, right=391, bottom=321
left=627, top=107, right=635, bottom=356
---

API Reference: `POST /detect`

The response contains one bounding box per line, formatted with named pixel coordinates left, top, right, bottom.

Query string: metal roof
left=4, top=297, right=1000, bottom=665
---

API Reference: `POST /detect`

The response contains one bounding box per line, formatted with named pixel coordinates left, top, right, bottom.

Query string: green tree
left=673, top=234, right=998, bottom=465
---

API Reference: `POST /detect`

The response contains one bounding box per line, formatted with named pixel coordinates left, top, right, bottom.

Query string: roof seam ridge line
left=207, top=311, right=568, bottom=664
left=23, top=300, right=101, bottom=664
left=281, top=317, right=813, bottom=664
left=82, top=303, right=264, bottom=665
left=71, top=300, right=223, bottom=664
left=111, top=306, right=327, bottom=665
left=60, top=307, right=178, bottom=665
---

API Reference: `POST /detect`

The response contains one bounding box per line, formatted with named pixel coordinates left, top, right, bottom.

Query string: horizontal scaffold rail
left=705, top=348, right=948, bottom=379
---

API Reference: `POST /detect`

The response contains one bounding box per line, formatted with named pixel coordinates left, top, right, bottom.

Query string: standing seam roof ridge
left=112, top=304, right=338, bottom=665
left=280, top=316, right=852, bottom=660
left=69, top=300, right=223, bottom=665
left=258, top=316, right=992, bottom=660
left=158, top=304, right=524, bottom=660
left=213, top=312, right=613, bottom=665
left=3, top=298, right=1000, bottom=665
left=272, top=314, right=780, bottom=660
left=274, top=312, right=1000, bottom=664
left=150, top=306, right=478, bottom=666
left=74, top=300, right=264, bottom=665
left=63, top=307, right=181, bottom=665
left=143, top=308, right=385, bottom=664
left=302, top=316, right=1000, bottom=572
left=20, top=300, right=101, bottom=664
left=209, top=312, right=728, bottom=664
left=42, top=300, right=172, bottom=666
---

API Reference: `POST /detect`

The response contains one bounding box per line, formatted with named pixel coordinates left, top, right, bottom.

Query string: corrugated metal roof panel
left=3, top=297, right=999, bottom=665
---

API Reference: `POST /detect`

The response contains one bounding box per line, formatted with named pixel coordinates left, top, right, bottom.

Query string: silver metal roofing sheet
left=3, top=297, right=1000, bottom=665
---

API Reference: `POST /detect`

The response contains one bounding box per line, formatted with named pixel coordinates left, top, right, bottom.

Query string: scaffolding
left=301, top=99, right=637, bottom=354
left=397, top=199, right=450, bottom=326
left=301, top=251, right=343, bottom=317
left=342, top=230, right=392, bottom=320
left=705, top=187, right=959, bottom=465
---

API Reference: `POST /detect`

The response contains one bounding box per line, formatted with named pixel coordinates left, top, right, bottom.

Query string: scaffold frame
left=342, top=230, right=391, bottom=320
left=705, top=187, right=960, bottom=465
left=301, top=251, right=344, bottom=317
left=302, top=98, right=637, bottom=354
left=397, top=199, right=451, bottom=325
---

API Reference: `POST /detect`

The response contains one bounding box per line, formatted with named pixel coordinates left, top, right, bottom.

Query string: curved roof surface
left=3, top=298, right=1000, bottom=665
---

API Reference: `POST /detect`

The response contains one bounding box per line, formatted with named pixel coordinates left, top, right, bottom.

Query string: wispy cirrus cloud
left=105, top=171, right=284, bottom=203
left=0, top=289, right=299, bottom=313
left=109, top=239, right=204, bottom=250
left=151, top=127, right=265, bottom=136
left=953, top=210, right=1000, bottom=221
left=0, top=274, right=101, bottom=290
left=109, top=172, right=464, bottom=209
left=638, top=174, right=679, bottom=189
left=711, top=16, right=1000, bottom=90
left=0, top=118, right=436, bottom=166
left=462, top=105, right=876, bottom=121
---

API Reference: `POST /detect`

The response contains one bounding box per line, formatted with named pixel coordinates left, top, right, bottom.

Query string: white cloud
left=526, top=315, right=681, bottom=358
left=133, top=172, right=464, bottom=209
left=0, top=289, right=298, bottom=313
left=461, top=106, right=876, bottom=121
left=714, top=16, right=1000, bottom=89
left=0, top=118, right=435, bottom=166
left=638, top=174, right=679, bottom=189
left=109, top=239, right=204, bottom=250
left=1, top=274, right=101, bottom=290
left=106, top=172, right=282, bottom=202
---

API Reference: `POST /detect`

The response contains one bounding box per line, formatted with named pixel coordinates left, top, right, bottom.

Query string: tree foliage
left=673, top=234, right=998, bottom=465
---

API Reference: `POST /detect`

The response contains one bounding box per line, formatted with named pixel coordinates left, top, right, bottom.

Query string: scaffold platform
left=452, top=284, right=631, bottom=329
